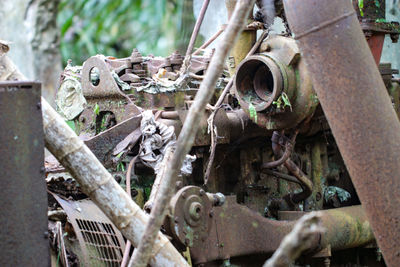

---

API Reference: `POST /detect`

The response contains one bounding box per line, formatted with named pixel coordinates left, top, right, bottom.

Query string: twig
left=263, top=212, right=324, bottom=267
left=56, top=221, right=69, bottom=267
left=127, top=1, right=255, bottom=266
left=181, top=0, right=211, bottom=74
left=203, top=107, right=221, bottom=185
left=192, top=27, right=224, bottom=56
left=121, top=156, right=137, bottom=267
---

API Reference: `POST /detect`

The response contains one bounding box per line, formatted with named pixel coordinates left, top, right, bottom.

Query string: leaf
left=281, top=92, right=292, bottom=111
left=65, top=120, right=76, bottom=131
left=358, top=0, right=364, bottom=17
left=94, top=103, right=100, bottom=115
left=248, top=103, right=258, bottom=123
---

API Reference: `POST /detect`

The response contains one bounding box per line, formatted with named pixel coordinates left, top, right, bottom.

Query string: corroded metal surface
left=234, top=36, right=318, bottom=130
left=187, top=194, right=373, bottom=265
left=85, top=114, right=142, bottom=165
left=165, top=186, right=213, bottom=248
left=82, top=55, right=128, bottom=98
left=283, top=0, right=400, bottom=265
left=0, top=81, right=49, bottom=266
left=278, top=205, right=374, bottom=250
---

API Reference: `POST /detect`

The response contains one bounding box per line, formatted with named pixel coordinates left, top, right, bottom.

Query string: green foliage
left=65, top=120, right=76, bottom=131
left=248, top=103, right=257, bottom=123
left=93, top=103, right=100, bottom=115
left=58, top=0, right=192, bottom=65
left=375, top=18, right=387, bottom=23
left=273, top=92, right=292, bottom=111
left=358, top=0, right=364, bottom=17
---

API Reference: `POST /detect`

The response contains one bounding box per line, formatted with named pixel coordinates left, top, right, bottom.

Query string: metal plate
left=52, top=194, right=126, bottom=266
left=0, top=81, right=49, bottom=266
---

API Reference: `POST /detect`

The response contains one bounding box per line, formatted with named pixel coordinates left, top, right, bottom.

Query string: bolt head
left=184, top=238, right=190, bottom=246
left=176, top=181, right=183, bottom=189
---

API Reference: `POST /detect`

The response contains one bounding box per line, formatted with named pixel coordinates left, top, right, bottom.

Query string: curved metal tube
left=264, top=131, right=313, bottom=203
left=283, top=0, right=400, bottom=265
left=262, top=131, right=295, bottom=168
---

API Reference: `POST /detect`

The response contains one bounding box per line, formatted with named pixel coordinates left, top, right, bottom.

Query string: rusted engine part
left=46, top=171, right=86, bottom=200
left=164, top=186, right=225, bottom=249
left=164, top=187, right=373, bottom=265
left=42, top=99, right=190, bottom=267
left=0, top=81, right=50, bottom=266
left=84, top=114, right=142, bottom=167
left=262, top=131, right=313, bottom=204
left=76, top=55, right=141, bottom=135
left=283, top=0, right=400, bottom=266
left=51, top=193, right=126, bottom=266
left=226, top=0, right=257, bottom=76
left=235, top=36, right=318, bottom=130
left=352, top=0, right=400, bottom=64
left=83, top=107, right=268, bottom=168
left=76, top=52, right=215, bottom=136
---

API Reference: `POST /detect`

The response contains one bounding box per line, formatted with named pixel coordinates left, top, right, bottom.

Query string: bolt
left=176, top=181, right=183, bottom=189
left=199, top=189, right=205, bottom=196
left=214, top=192, right=226, bottom=206
left=189, top=202, right=203, bottom=220
left=181, top=191, right=187, bottom=199
left=44, top=231, right=49, bottom=239
left=40, top=166, right=45, bottom=174
left=174, top=216, right=179, bottom=223
left=209, top=209, right=214, bottom=218
left=184, top=238, right=190, bottom=246
left=36, top=102, right=41, bottom=109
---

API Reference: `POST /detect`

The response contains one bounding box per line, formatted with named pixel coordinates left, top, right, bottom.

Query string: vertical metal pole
left=0, top=81, right=49, bottom=266
left=283, top=0, right=400, bottom=265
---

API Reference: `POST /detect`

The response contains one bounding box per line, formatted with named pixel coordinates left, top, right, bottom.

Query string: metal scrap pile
left=42, top=0, right=400, bottom=266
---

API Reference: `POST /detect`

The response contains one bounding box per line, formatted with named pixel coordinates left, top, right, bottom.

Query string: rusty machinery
left=47, top=0, right=400, bottom=266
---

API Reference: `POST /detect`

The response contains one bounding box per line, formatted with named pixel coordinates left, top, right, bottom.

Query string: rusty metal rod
left=185, top=0, right=210, bottom=57
left=319, top=206, right=374, bottom=250
left=262, top=131, right=296, bottom=169
left=127, top=1, right=256, bottom=267
left=263, top=169, right=301, bottom=185
left=283, top=0, right=400, bottom=265
left=268, top=131, right=313, bottom=203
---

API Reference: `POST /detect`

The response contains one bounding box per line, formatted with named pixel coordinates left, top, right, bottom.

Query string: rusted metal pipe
left=283, top=0, right=400, bottom=265
left=319, top=206, right=374, bottom=250
left=265, top=131, right=313, bottom=203
left=190, top=203, right=373, bottom=264
left=262, top=131, right=295, bottom=169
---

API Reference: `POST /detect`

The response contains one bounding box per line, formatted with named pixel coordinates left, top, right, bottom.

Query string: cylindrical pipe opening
left=235, top=55, right=283, bottom=112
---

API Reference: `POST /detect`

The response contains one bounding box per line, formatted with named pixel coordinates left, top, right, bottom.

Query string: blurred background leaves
left=58, top=0, right=200, bottom=65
